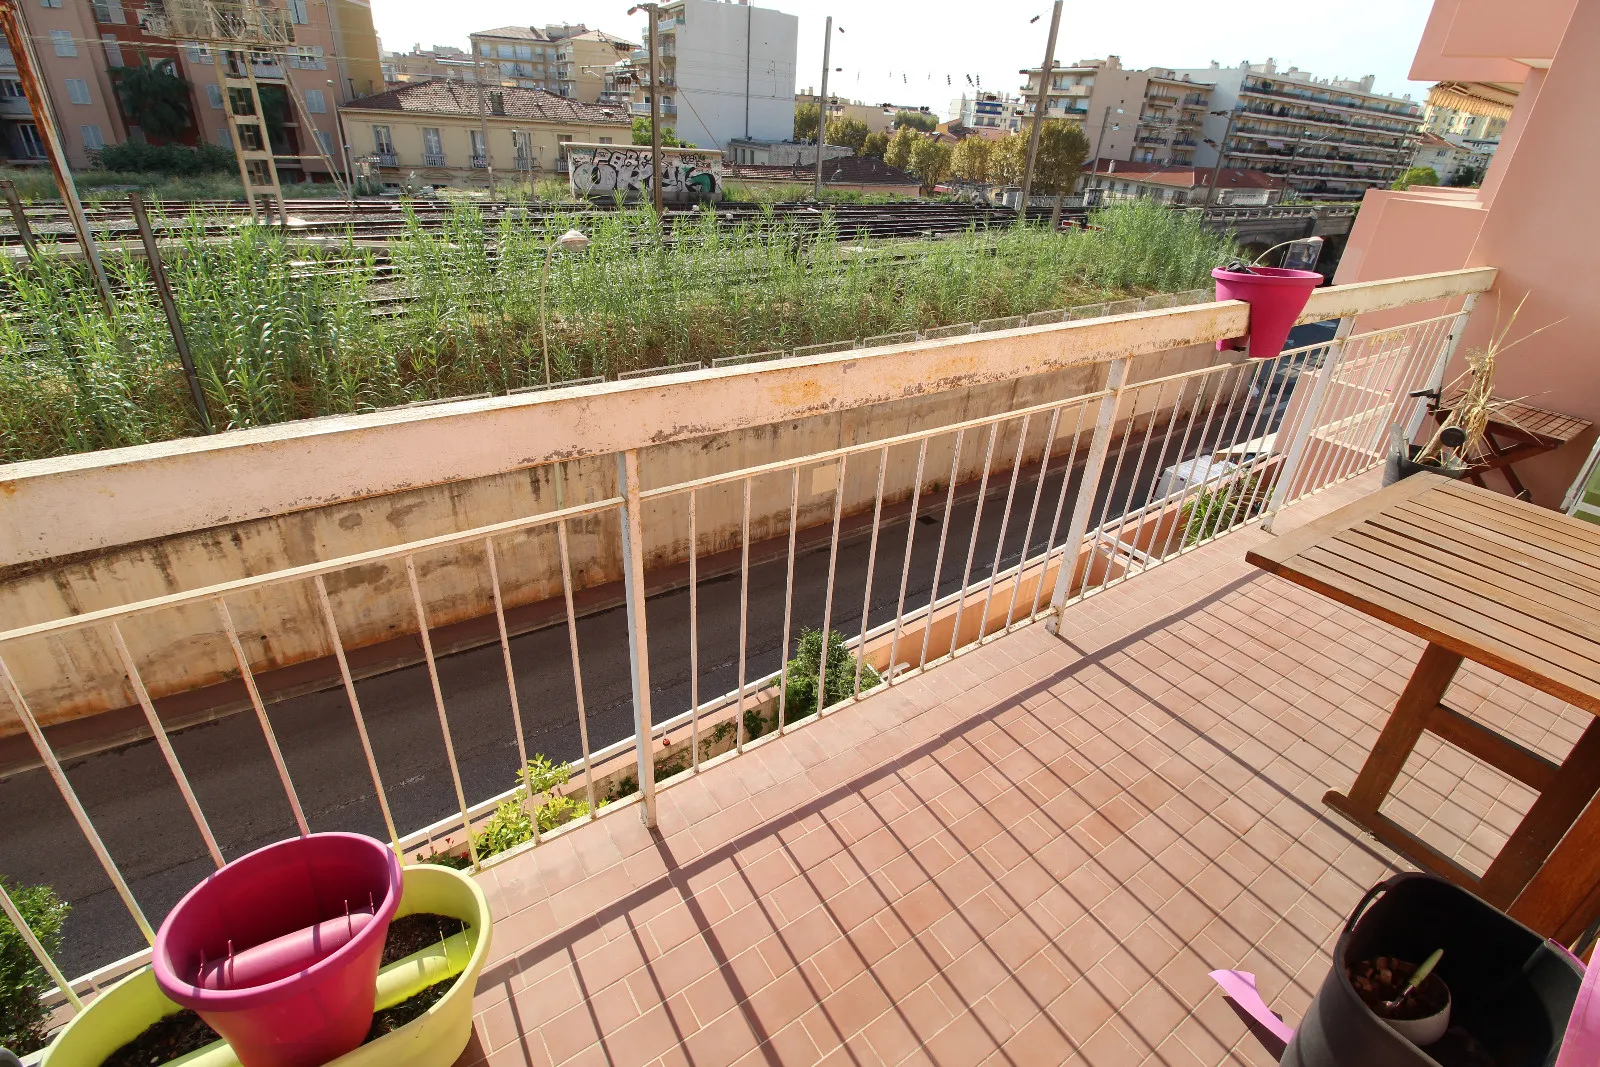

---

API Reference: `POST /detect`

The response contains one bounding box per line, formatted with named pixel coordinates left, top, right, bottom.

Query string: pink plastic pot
left=153, top=833, right=403, bottom=1067
left=1213, top=265, right=1323, bottom=359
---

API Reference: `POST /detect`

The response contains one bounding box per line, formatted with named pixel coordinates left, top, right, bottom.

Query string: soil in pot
left=1349, top=955, right=1449, bottom=1021
left=97, top=914, right=469, bottom=1067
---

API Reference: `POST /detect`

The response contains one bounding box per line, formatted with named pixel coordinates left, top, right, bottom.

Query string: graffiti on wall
left=568, top=146, right=723, bottom=203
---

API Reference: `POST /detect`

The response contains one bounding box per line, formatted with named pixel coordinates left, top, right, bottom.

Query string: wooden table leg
left=1333, top=643, right=1464, bottom=814
left=1478, top=718, right=1600, bottom=908
left=1511, top=780, right=1600, bottom=942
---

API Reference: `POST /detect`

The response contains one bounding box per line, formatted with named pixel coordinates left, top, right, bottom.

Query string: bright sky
left=372, top=0, right=1437, bottom=112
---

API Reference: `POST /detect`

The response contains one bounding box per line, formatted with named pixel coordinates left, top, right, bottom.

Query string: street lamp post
left=541, top=229, right=590, bottom=386
left=1204, top=107, right=1241, bottom=207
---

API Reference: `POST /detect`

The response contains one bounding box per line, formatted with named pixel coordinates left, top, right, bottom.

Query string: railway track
left=0, top=198, right=1050, bottom=251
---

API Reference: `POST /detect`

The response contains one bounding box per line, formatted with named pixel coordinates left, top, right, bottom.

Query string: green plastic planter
left=42, top=865, right=491, bottom=1067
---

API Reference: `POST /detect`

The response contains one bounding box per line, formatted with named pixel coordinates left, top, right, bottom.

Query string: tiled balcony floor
left=454, top=472, right=1591, bottom=1067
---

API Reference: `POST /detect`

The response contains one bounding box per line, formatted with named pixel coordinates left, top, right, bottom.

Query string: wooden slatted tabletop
left=1248, top=473, right=1600, bottom=942
left=1247, top=473, right=1600, bottom=715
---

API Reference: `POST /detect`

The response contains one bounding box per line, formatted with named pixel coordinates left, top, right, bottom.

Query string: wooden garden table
left=1431, top=395, right=1590, bottom=499
left=1247, top=474, right=1600, bottom=942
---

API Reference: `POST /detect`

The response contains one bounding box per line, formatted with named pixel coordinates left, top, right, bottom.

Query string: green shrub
left=95, top=141, right=236, bottom=176
left=781, top=628, right=881, bottom=723
left=1182, top=473, right=1264, bottom=545
left=1, top=879, right=69, bottom=1055
left=445, top=754, right=590, bottom=865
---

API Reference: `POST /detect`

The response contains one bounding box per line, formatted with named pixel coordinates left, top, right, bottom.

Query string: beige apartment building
left=338, top=79, right=630, bottom=189
left=1, top=0, right=382, bottom=177
left=1018, top=56, right=1212, bottom=168
left=469, top=25, right=634, bottom=102
left=382, top=45, right=476, bottom=85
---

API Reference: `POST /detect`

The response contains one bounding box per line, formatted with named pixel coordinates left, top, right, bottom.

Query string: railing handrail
left=0, top=268, right=1497, bottom=571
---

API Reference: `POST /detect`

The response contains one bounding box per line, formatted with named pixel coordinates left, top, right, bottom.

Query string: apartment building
left=1018, top=56, right=1212, bottom=169
left=947, top=91, right=1024, bottom=133
left=469, top=25, right=634, bottom=103
left=2, top=0, right=381, bottom=176
left=644, top=0, right=797, bottom=152
left=1168, top=59, right=1423, bottom=200
left=382, top=45, right=476, bottom=85
left=338, top=79, right=629, bottom=190
left=1423, top=81, right=1513, bottom=142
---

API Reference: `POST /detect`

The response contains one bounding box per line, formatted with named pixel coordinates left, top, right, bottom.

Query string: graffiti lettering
left=569, top=145, right=723, bottom=203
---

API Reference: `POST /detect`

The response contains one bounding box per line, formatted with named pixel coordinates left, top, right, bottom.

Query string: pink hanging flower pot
left=1213, top=265, right=1323, bottom=359
left=152, top=832, right=404, bottom=1067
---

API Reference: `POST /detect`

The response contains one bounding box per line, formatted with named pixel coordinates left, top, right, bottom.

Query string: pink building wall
left=1335, top=0, right=1598, bottom=506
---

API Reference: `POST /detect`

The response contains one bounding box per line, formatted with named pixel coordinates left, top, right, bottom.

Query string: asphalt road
left=3, top=323, right=1336, bottom=978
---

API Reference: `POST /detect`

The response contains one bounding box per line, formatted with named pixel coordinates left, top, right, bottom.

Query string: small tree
left=781, top=629, right=881, bottom=723
left=631, top=116, right=690, bottom=147
left=1392, top=165, right=1439, bottom=191
left=110, top=61, right=193, bottom=142
left=884, top=126, right=919, bottom=171
left=825, top=116, right=870, bottom=155
left=990, top=131, right=1027, bottom=184
left=1034, top=119, right=1090, bottom=227
left=860, top=130, right=890, bottom=159
left=793, top=102, right=820, bottom=142
left=1449, top=164, right=1485, bottom=187
left=893, top=109, right=936, bottom=132
left=951, top=136, right=993, bottom=183
left=910, top=137, right=953, bottom=193
left=1, top=879, right=69, bottom=1055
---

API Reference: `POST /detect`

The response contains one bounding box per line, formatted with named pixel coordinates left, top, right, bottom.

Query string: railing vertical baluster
left=0, top=651, right=156, bottom=943
left=1125, top=379, right=1190, bottom=579
left=1006, top=406, right=1062, bottom=628
left=979, top=414, right=1031, bottom=644
left=920, top=429, right=966, bottom=672
left=108, top=621, right=225, bottom=868
left=949, top=423, right=1000, bottom=657
left=405, top=556, right=480, bottom=870
left=776, top=470, right=800, bottom=733
left=1262, top=323, right=1353, bottom=529
left=215, top=599, right=309, bottom=836
left=615, top=449, right=658, bottom=827
left=888, top=440, right=929, bottom=682
left=0, top=877, right=82, bottom=1011
left=1047, top=359, right=1129, bottom=630
left=1236, top=347, right=1316, bottom=523
left=735, top=477, right=752, bottom=752
left=1150, top=376, right=1214, bottom=564
left=1177, top=361, right=1256, bottom=554
left=484, top=537, right=537, bottom=845
left=555, top=517, right=597, bottom=815
left=1095, top=384, right=1165, bottom=595
left=1031, top=402, right=1090, bottom=620
left=313, top=574, right=401, bottom=855
left=815, top=454, right=848, bottom=716
left=687, top=488, right=700, bottom=767
left=1404, top=293, right=1480, bottom=444
left=854, top=447, right=890, bottom=698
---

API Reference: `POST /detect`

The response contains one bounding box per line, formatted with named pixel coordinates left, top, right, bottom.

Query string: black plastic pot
left=1282, top=873, right=1582, bottom=1066
left=1382, top=443, right=1471, bottom=487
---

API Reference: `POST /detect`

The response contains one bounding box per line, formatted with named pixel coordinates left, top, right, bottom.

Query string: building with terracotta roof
left=1080, top=159, right=1288, bottom=206
left=338, top=79, right=630, bottom=190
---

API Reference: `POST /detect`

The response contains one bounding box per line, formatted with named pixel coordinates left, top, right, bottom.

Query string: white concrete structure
left=648, top=0, right=797, bottom=152
left=947, top=91, right=1024, bottom=132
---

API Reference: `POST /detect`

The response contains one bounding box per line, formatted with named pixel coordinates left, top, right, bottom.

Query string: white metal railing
left=0, top=272, right=1490, bottom=1033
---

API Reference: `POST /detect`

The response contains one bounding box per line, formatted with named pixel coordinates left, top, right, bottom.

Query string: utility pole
left=813, top=16, right=832, bottom=200
left=1089, top=105, right=1121, bottom=201
left=472, top=53, right=498, bottom=198
left=630, top=3, right=663, bottom=212
left=1018, top=0, right=1062, bottom=225
left=0, top=0, right=114, bottom=308
left=1205, top=107, right=1239, bottom=207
